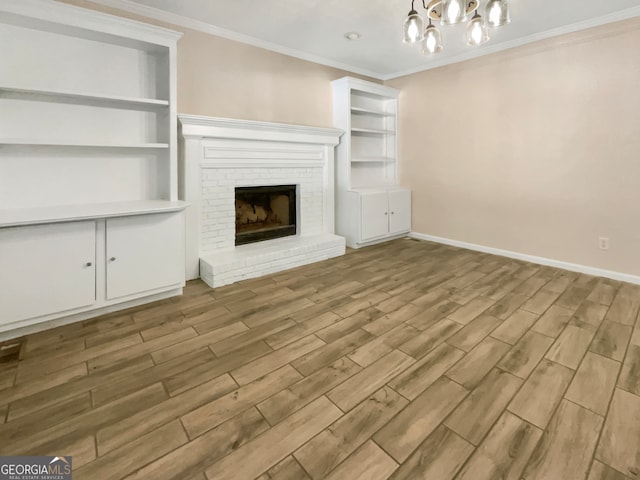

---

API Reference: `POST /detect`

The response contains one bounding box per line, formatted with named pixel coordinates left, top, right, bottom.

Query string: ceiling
left=92, top=0, right=640, bottom=79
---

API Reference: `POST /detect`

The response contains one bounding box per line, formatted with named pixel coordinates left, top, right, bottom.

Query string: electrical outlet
left=599, top=237, right=609, bottom=250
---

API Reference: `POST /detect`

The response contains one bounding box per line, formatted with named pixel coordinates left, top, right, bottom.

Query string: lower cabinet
left=388, top=189, right=412, bottom=235
left=106, top=212, right=184, bottom=300
left=360, top=188, right=411, bottom=243
left=360, top=191, right=390, bottom=241
left=0, top=221, right=97, bottom=325
left=0, top=210, right=185, bottom=331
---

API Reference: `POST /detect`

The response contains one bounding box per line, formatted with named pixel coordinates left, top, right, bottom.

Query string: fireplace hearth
left=235, top=185, right=297, bottom=245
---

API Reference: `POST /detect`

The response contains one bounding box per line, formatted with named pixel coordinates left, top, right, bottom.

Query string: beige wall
left=388, top=18, right=640, bottom=277
left=175, top=30, right=371, bottom=126
left=59, top=0, right=376, bottom=127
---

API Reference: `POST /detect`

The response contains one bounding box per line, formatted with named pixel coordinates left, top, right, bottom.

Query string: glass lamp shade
left=421, top=24, right=443, bottom=54
left=467, top=13, right=489, bottom=46
left=403, top=10, right=424, bottom=44
left=486, top=0, right=510, bottom=27
left=441, top=0, right=468, bottom=26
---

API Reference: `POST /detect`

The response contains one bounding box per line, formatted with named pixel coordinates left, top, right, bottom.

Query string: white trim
left=87, top=0, right=384, bottom=79
left=0, top=288, right=181, bottom=341
left=409, top=231, right=640, bottom=286
left=88, top=0, right=639, bottom=80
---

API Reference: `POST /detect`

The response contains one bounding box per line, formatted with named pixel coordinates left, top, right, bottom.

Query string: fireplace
left=235, top=185, right=297, bottom=245
left=181, top=114, right=345, bottom=287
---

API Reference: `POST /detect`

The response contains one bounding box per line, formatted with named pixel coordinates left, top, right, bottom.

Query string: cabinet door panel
left=360, top=192, right=389, bottom=241
left=106, top=212, right=184, bottom=300
left=0, top=221, right=96, bottom=325
left=389, top=189, right=411, bottom=234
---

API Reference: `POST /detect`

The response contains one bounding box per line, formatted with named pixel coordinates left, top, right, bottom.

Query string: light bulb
left=471, top=22, right=482, bottom=43
left=425, top=33, right=437, bottom=52
left=403, top=10, right=424, bottom=44
left=446, top=2, right=460, bottom=21
left=467, top=13, right=489, bottom=46
left=486, top=0, right=510, bottom=27
left=488, top=2, right=501, bottom=25
left=441, top=0, right=467, bottom=26
left=421, top=25, right=443, bottom=55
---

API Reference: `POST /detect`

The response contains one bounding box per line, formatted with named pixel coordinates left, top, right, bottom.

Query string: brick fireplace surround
left=179, top=115, right=346, bottom=287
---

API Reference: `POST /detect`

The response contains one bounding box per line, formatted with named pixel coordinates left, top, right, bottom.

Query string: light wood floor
left=1, top=238, right=639, bottom=480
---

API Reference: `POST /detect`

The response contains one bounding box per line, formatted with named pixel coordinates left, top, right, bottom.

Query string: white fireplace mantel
left=179, top=114, right=345, bottom=284
left=179, top=115, right=343, bottom=146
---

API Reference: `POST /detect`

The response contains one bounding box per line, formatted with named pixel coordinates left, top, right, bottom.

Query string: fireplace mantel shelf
left=179, top=114, right=343, bottom=146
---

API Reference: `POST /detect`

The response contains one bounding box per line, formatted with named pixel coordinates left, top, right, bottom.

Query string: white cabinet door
left=0, top=221, right=96, bottom=325
left=388, top=189, right=411, bottom=234
left=106, top=212, right=184, bottom=300
left=360, top=191, right=389, bottom=241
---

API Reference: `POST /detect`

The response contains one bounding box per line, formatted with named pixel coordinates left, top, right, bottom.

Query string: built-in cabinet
left=332, top=77, right=411, bottom=248
left=0, top=0, right=187, bottom=337
left=360, top=189, right=412, bottom=241
left=106, top=213, right=184, bottom=300
left=0, top=210, right=185, bottom=330
left=0, top=222, right=97, bottom=324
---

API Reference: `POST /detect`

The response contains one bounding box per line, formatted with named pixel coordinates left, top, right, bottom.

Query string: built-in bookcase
left=332, top=77, right=411, bottom=248
left=333, top=80, right=398, bottom=190
left=0, top=0, right=181, bottom=212
left=0, top=0, right=187, bottom=337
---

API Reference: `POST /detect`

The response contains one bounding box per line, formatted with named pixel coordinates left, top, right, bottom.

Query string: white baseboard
left=409, top=231, right=640, bottom=286
left=0, top=288, right=183, bottom=342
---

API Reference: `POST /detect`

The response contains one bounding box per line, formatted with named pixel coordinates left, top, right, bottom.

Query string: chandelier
left=403, top=0, right=510, bottom=55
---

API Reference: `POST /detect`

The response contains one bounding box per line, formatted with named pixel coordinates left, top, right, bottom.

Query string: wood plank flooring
left=1, top=238, right=640, bottom=480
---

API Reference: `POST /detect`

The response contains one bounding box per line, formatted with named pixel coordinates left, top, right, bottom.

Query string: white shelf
left=0, top=200, right=189, bottom=228
left=0, top=86, right=169, bottom=109
left=351, top=157, right=394, bottom=163
left=351, top=107, right=395, bottom=117
left=351, top=128, right=395, bottom=135
left=0, top=139, right=169, bottom=149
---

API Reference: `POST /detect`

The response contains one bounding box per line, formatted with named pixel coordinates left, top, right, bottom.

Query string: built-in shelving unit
left=0, top=0, right=182, bottom=212
left=332, top=77, right=399, bottom=191
left=0, top=0, right=187, bottom=337
left=332, top=76, right=411, bottom=249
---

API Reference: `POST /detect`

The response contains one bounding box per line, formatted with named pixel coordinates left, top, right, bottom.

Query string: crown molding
left=384, top=5, right=640, bottom=80
left=86, top=0, right=385, bottom=79
left=86, top=0, right=640, bottom=81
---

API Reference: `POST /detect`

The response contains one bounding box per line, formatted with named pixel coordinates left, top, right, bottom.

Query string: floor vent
left=0, top=339, right=23, bottom=364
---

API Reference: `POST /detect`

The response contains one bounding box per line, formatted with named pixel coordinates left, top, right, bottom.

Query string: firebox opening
left=235, top=185, right=297, bottom=246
